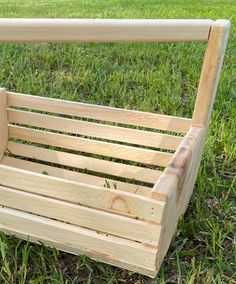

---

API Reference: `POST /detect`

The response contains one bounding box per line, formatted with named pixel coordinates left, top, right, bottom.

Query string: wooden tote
left=0, top=19, right=230, bottom=277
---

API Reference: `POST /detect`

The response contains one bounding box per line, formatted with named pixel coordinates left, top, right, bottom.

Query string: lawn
left=0, top=0, right=235, bottom=283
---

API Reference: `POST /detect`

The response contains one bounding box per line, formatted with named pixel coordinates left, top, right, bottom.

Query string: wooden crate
left=0, top=19, right=230, bottom=277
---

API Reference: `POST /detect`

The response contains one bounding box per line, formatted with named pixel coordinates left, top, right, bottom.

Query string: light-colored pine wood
left=0, top=207, right=157, bottom=270
left=0, top=185, right=161, bottom=245
left=151, top=126, right=204, bottom=199
left=2, top=156, right=152, bottom=196
left=8, top=107, right=182, bottom=150
left=1, top=226, right=157, bottom=277
left=0, top=19, right=212, bottom=43
left=8, top=124, right=173, bottom=167
left=8, top=108, right=182, bottom=151
left=7, top=92, right=191, bottom=133
left=0, top=19, right=230, bottom=278
left=6, top=141, right=162, bottom=183
left=0, top=164, right=165, bottom=222
left=193, top=20, right=231, bottom=127
left=154, top=127, right=205, bottom=271
left=0, top=88, right=8, bottom=160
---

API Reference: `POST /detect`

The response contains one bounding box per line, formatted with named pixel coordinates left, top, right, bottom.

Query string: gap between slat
left=2, top=156, right=152, bottom=196
left=7, top=92, right=192, bottom=133
left=6, top=141, right=162, bottom=184
left=8, top=125, right=172, bottom=167
left=8, top=108, right=182, bottom=151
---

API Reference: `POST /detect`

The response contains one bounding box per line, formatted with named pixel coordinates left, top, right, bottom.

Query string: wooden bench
left=0, top=19, right=230, bottom=277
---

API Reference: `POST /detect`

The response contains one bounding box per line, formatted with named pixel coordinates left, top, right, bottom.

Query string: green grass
left=0, top=0, right=235, bottom=283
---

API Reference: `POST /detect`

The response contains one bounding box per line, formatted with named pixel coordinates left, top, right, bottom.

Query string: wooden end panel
left=154, top=127, right=205, bottom=268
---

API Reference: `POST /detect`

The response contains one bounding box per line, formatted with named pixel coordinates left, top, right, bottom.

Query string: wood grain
left=8, top=109, right=182, bottom=151
left=0, top=164, right=166, bottom=222
left=193, top=20, right=231, bottom=127
left=6, top=141, right=162, bottom=184
left=0, top=19, right=212, bottom=43
left=7, top=92, right=191, bottom=133
left=0, top=185, right=161, bottom=245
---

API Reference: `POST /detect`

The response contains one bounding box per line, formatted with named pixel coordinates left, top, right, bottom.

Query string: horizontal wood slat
left=9, top=125, right=172, bottom=167
left=2, top=156, right=151, bottom=196
left=0, top=164, right=165, bottom=222
left=0, top=207, right=157, bottom=270
left=2, top=227, right=157, bottom=277
left=7, top=92, right=191, bottom=134
left=0, top=186, right=161, bottom=245
left=6, top=141, right=161, bottom=184
left=0, top=19, right=212, bottom=42
left=8, top=109, right=182, bottom=151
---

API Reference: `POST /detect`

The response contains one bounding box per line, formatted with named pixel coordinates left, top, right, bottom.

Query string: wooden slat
left=7, top=92, right=191, bottom=134
left=0, top=207, right=157, bottom=270
left=8, top=109, right=182, bottom=151
left=6, top=141, right=161, bottom=184
left=0, top=88, right=8, bottom=160
left=2, top=227, right=157, bottom=278
left=9, top=125, right=172, bottom=167
left=0, top=164, right=165, bottom=222
left=2, top=156, right=151, bottom=197
left=0, top=186, right=161, bottom=245
left=0, top=19, right=212, bottom=43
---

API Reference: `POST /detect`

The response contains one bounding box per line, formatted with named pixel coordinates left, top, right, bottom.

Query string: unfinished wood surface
left=9, top=125, right=172, bottom=167
left=0, top=207, right=157, bottom=270
left=8, top=109, right=181, bottom=151
left=2, top=227, right=157, bottom=277
left=0, top=164, right=165, bottom=222
left=6, top=141, right=161, bottom=184
left=0, top=88, right=8, bottom=161
left=151, top=126, right=204, bottom=200
left=0, top=19, right=230, bottom=278
left=2, top=156, right=151, bottom=196
left=7, top=92, right=191, bottom=133
left=0, top=19, right=212, bottom=43
left=0, top=185, right=161, bottom=245
left=153, top=126, right=204, bottom=267
left=193, top=20, right=231, bottom=127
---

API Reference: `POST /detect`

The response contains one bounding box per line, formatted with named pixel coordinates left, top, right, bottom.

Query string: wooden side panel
left=0, top=207, right=157, bottom=271
left=8, top=109, right=182, bottom=151
left=0, top=19, right=212, bottom=42
left=7, top=92, right=191, bottom=133
left=0, top=88, right=8, bottom=160
left=9, top=125, right=172, bottom=167
left=6, top=141, right=162, bottom=184
left=0, top=186, right=161, bottom=245
left=193, top=20, right=231, bottom=127
left=0, top=164, right=165, bottom=222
